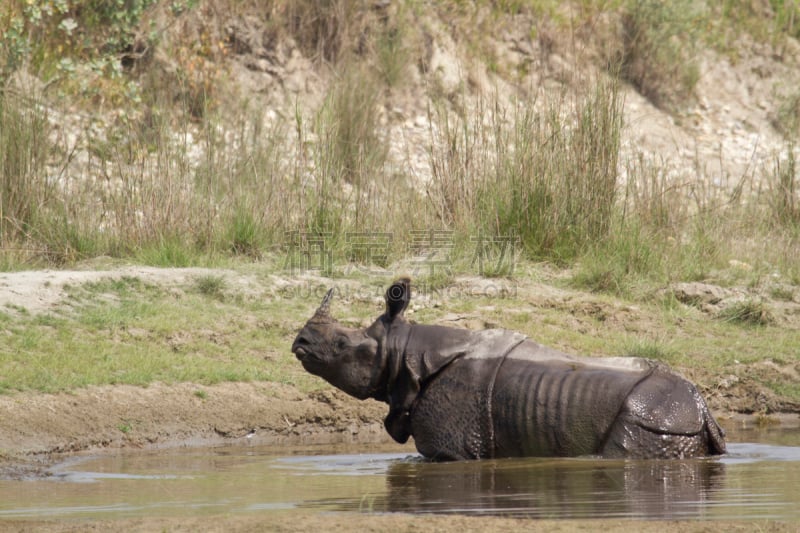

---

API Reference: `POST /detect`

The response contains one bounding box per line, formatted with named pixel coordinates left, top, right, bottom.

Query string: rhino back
left=407, top=346, right=650, bottom=459
left=491, top=355, right=647, bottom=457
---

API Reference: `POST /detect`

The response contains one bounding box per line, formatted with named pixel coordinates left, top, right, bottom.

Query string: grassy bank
left=0, top=272, right=298, bottom=393
left=0, top=264, right=798, bottom=414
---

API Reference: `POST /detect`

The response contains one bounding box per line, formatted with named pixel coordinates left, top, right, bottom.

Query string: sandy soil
left=2, top=514, right=798, bottom=533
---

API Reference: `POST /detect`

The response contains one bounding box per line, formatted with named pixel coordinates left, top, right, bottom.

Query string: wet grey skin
left=292, top=278, right=727, bottom=461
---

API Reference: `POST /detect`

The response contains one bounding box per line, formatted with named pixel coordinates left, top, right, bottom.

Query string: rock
left=670, top=282, right=733, bottom=312
left=728, top=259, right=753, bottom=271
left=428, top=43, right=462, bottom=96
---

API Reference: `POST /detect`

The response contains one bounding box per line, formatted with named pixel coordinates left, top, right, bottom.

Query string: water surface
left=1, top=427, right=799, bottom=521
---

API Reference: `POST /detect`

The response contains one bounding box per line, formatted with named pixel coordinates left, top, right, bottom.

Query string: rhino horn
left=310, top=288, right=335, bottom=322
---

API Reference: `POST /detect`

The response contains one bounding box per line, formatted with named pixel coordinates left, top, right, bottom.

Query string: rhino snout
left=291, top=336, right=312, bottom=360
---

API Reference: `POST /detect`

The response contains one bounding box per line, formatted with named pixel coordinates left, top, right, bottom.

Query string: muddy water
left=1, top=427, right=799, bottom=521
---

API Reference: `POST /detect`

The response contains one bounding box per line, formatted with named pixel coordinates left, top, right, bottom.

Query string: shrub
left=617, top=0, right=705, bottom=109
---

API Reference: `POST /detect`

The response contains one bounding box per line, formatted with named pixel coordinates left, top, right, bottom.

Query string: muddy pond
left=2, top=426, right=799, bottom=522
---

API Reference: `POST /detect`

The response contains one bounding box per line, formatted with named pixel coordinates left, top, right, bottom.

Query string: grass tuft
left=770, top=285, right=795, bottom=302
left=194, top=275, right=226, bottom=299
left=622, top=336, right=677, bottom=364
left=717, top=299, right=775, bottom=327
left=316, top=61, right=387, bottom=189
left=226, top=208, right=263, bottom=259
left=572, top=222, right=661, bottom=297
left=769, top=143, right=799, bottom=227
left=428, top=76, right=623, bottom=264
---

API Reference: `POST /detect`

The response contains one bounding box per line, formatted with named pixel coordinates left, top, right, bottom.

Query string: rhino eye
left=335, top=336, right=348, bottom=350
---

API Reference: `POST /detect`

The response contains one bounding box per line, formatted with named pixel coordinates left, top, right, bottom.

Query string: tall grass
left=1, top=0, right=799, bottom=291
left=770, top=144, right=799, bottom=227
left=4, top=62, right=799, bottom=290
left=428, top=77, right=623, bottom=263
left=315, top=62, right=387, bottom=190
left=0, top=53, right=425, bottom=269
left=574, top=136, right=800, bottom=296
left=1, top=76, right=299, bottom=265
left=0, top=86, right=52, bottom=254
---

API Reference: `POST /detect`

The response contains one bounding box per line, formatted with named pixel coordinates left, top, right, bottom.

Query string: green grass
left=194, top=274, right=226, bottom=299
left=716, top=299, right=776, bottom=327
left=619, top=335, right=678, bottom=365
left=0, top=269, right=321, bottom=393
left=769, top=381, right=800, bottom=402
left=0, top=262, right=797, bottom=407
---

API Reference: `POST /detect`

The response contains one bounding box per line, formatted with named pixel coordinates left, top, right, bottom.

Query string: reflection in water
left=1, top=435, right=799, bottom=521
left=373, top=457, right=726, bottom=519
left=290, top=438, right=800, bottom=520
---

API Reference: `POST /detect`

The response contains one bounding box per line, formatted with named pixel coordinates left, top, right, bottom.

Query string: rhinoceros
left=292, top=278, right=726, bottom=461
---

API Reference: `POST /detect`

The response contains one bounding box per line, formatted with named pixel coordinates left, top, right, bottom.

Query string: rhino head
left=291, top=278, right=411, bottom=401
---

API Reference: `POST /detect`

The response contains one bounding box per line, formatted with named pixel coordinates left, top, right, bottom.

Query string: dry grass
left=0, top=86, right=55, bottom=260
left=0, top=1, right=799, bottom=292
left=428, top=76, right=622, bottom=263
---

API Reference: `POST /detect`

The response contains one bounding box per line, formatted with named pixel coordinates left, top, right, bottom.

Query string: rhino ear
left=385, top=277, right=411, bottom=320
